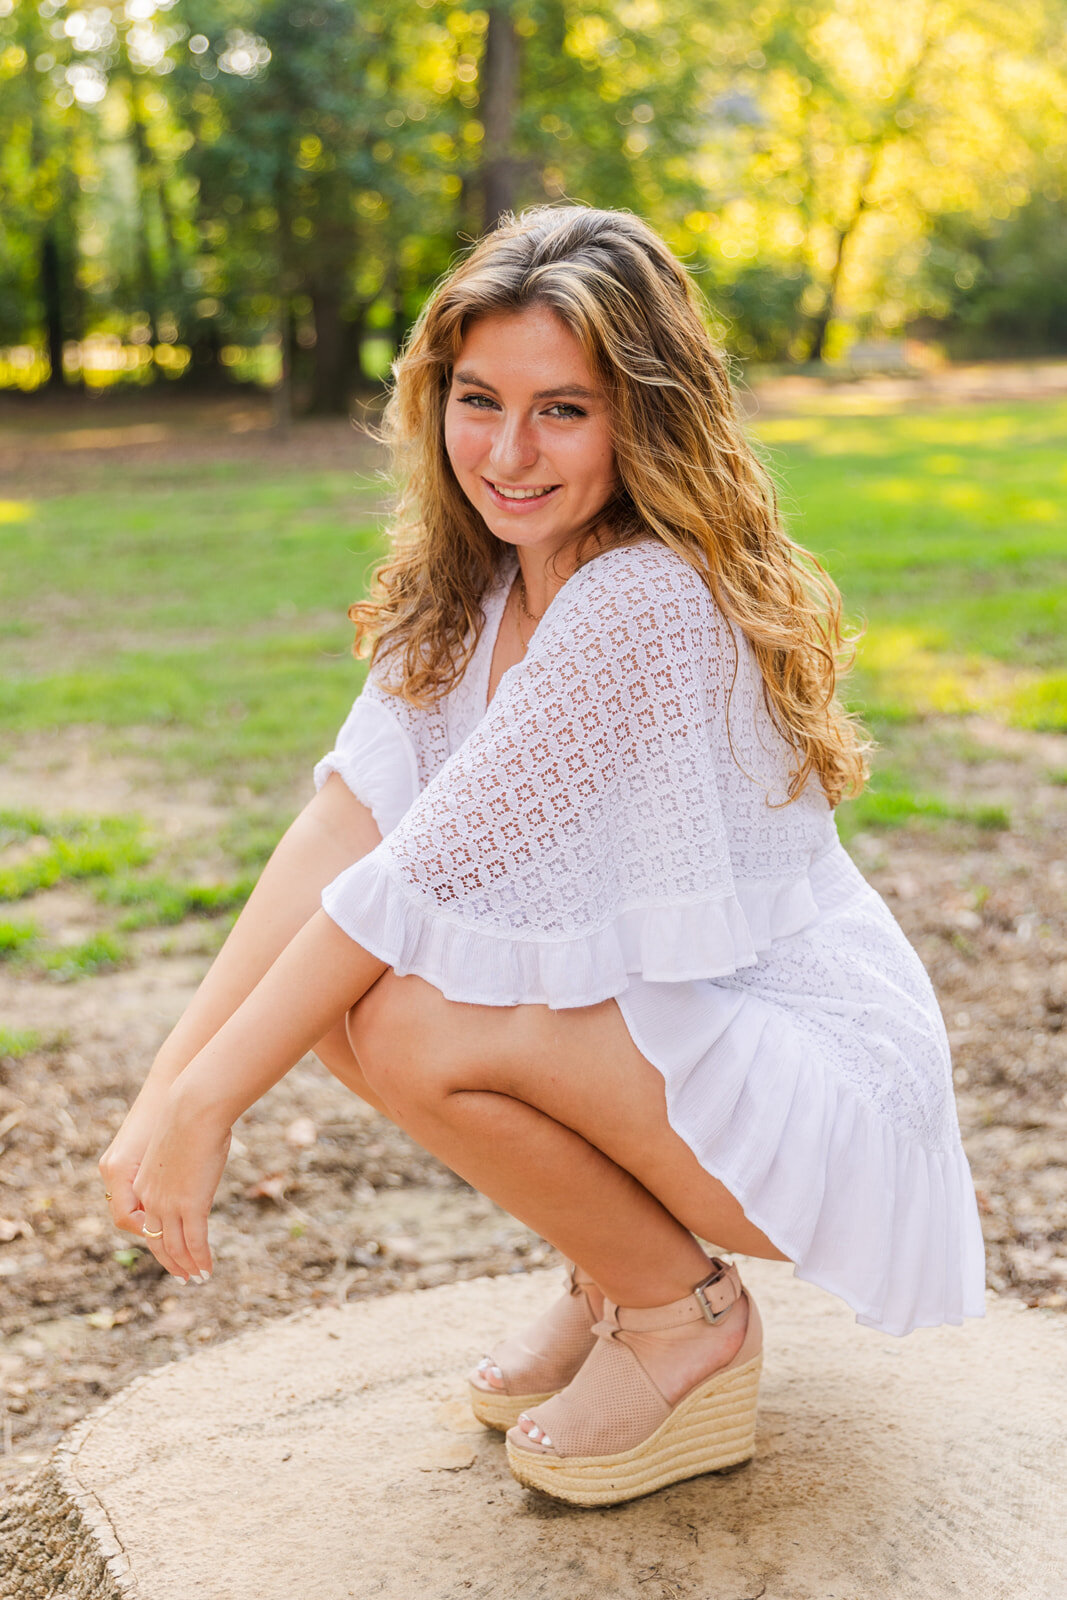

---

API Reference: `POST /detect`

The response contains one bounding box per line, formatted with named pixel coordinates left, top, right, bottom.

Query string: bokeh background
left=0, top=0, right=1064, bottom=1500
left=3, top=0, right=1067, bottom=393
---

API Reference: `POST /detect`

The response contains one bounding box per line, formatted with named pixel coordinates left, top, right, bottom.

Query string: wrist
left=166, top=1070, right=233, bottom=1134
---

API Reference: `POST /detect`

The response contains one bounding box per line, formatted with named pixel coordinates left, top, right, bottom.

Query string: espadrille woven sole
left=505, top=1350, right=762, bottom=1507
left=468, top=1383, right=557, bottom=1432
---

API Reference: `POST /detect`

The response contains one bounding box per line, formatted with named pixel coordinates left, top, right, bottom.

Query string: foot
left=504, top=1263, right=763, bottom=1506
left=468, top=1261, right=604, bottom=1399
left=513, top=1291, right=748, bottom=1450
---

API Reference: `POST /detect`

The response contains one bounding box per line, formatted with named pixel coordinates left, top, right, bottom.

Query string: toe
left=508, top=1417, right=555, bottom=1456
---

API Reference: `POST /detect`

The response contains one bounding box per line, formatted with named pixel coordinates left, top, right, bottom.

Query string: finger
left=182, top=1212, right=213, bottom=1281
left=165, top=1212, right=201, bottom=1283
left=109, top=1181, right=148, bottom=1236
left=131, top=1181, right=190, bottom=1282
left=140, top=1213, right=190, bottom=1284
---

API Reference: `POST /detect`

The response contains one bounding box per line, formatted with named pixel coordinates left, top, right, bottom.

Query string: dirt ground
left=1, top=382, right=1064, bottom=1500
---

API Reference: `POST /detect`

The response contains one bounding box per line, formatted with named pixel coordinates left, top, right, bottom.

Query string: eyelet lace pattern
left=314, top=539, right=986, bottom=1337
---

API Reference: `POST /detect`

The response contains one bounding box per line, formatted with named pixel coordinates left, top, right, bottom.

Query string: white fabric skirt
left=615, top=838, right=987, bottom=1337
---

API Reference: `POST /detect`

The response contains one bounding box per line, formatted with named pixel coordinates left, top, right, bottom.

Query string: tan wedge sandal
left=467, top=1260, right=602, bottom=1431
left=505, top=1257, right=762, bottom=1507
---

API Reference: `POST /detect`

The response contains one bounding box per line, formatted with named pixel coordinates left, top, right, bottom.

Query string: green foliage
left=0, top=811, right=152, bottom=901
left=32, top=931, right=128, bottom=980
left=0, top=919, right=40, bottom=957
left=0, top=1026, right=41, bottom=1059
left=919, top=195, right=1067, bottom=357
left=0, top=921, right=128, bottom=980
left=3, top=0, right=1065, bottom=386
left=101, top=875, right=255, bottom=930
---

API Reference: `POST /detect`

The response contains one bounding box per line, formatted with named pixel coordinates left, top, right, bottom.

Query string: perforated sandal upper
left=509, top=1259, right=761, bottom=1461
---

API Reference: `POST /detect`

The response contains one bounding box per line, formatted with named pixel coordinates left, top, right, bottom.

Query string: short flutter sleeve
left=314, top=656, right=454, bottom=839
left=320, top=542, right=832, bottom=1008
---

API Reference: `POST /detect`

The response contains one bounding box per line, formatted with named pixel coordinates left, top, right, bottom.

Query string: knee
left=346, top=974, right=458, bottom=1114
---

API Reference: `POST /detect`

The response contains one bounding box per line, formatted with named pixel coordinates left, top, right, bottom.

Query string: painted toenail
left=529, top=1426, right=542, bottom=1441
left=541, top=1435, right=553, bottom=1449
left=490, top=1365, right=502, bottom=1380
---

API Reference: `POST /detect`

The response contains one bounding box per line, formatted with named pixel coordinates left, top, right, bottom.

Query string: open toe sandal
left=467, top=1260, right=602, bottom=1431
left=505, top=1256, right=762, bottom=1507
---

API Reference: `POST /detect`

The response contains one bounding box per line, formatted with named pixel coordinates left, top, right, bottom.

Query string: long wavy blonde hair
left=349, top=203, right=874, bottom=808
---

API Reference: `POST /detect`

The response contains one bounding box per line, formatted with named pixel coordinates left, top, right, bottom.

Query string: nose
left=487, top=411, right=540, bottom=476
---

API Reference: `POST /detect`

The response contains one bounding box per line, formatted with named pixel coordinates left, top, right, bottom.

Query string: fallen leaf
left=244, top=1172, right=293, bottom=1203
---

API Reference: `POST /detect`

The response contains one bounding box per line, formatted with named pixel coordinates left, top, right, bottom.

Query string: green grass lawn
left=0, top=394, right=1064, bottom=962
left=758, top=400, right=1066, bottom=728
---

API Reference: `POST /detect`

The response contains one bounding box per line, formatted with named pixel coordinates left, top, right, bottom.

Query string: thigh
left=312, top=1013, right=392, bottom=1118
left=350, top=972, right=790, bottom=1261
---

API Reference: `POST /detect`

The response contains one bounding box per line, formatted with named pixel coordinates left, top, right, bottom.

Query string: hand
left=99, top=1088, right=170, bottom=1235
left=125, top=1084, right=233, bottom=1284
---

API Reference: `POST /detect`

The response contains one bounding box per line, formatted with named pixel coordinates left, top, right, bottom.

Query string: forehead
left=453, top=305, right=596, bottom=387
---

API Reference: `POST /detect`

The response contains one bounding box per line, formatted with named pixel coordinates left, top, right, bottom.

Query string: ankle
left=599, top=1254, right=734, bottom=1314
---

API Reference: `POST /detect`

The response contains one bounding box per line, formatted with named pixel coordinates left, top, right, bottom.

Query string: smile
left=483, top=479, right=562, bottom=511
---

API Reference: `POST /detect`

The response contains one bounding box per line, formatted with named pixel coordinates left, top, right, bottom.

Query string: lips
left=483, top=478, right=562, bottom=512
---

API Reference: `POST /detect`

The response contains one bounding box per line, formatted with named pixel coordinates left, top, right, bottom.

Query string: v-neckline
left=482, top=552, right=521, bottom=714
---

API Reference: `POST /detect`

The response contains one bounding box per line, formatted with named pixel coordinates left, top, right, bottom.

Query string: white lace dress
left=314, top=539, right=987, bottom=1338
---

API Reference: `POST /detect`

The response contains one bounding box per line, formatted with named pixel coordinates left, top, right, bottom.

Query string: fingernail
left=172, top=1273, right=189, bottom=1284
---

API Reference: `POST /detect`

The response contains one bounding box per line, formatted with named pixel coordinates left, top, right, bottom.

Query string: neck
left=512, top=541, right=578, bottom=619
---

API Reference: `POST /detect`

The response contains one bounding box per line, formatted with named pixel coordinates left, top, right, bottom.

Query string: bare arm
left=147, top=774, right=382, bottom=1089
left=99, top=775, right=381, bottom=1217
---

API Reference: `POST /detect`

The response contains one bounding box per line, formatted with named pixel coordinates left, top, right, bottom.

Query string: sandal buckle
left=694, top=1258, right=735, bottom=1325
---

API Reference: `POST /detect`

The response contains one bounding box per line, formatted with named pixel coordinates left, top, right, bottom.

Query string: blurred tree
left=170, top=0, right=477, bottom=414
left=685, top=0, right=1067, bottom=361
left=918, top=193, right=1067, bottom=356
left=0, top=0, right=83, bottom=384
left=2, top=0, right=1066, bottom=387
left=482, top=3, right=520, bottom=229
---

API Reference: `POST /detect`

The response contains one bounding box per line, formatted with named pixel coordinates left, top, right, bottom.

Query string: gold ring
left=142, top=1225, right=164, bottom=1238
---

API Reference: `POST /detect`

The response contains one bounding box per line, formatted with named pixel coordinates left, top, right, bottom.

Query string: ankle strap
left=597, top=1258, right=742, bottom=1335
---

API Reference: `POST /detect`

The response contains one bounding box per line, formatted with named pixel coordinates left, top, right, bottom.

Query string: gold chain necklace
left=516, top=570, right=546, bottom=625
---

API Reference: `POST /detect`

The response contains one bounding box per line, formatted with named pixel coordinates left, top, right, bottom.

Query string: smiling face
left=443, top=303, right=617, bottom=567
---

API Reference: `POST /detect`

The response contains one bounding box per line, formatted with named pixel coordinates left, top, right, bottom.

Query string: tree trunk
left=482, top=4, right=520, bottom=231
left=273, top=296, right=295, bottom=432
left=40, top=229, right=68, bottom=390
left=126, top=80, right=161, bottom=347
left=806, top=232, right=845, bottom=365
left=306, top=282, right=352, bottom=415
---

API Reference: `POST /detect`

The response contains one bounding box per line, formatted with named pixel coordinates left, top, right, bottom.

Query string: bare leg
left=347, top=973, right=788, bottom=1421
left=312, top=1014, right=392, bottom=1118
left=349, top=972, right=787, bottom=1299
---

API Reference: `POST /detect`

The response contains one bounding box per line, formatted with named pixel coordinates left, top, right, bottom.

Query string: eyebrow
left=453, top=369, right=598, bottom=402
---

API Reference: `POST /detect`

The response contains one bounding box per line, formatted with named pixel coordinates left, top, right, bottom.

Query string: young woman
left=99, top=205, right=986, bottom=1508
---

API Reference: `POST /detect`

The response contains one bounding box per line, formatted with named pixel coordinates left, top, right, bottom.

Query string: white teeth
left=491, top=483, right=557, bottom=500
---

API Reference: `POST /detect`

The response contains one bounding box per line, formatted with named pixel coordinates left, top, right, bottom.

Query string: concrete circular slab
left=2, top=1261, right=1064, bottom=1600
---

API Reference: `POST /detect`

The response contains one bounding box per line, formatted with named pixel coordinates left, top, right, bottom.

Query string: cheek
left=581, top=428, right=616, bottom=495
left=444, top=410, right=480, bottom=473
